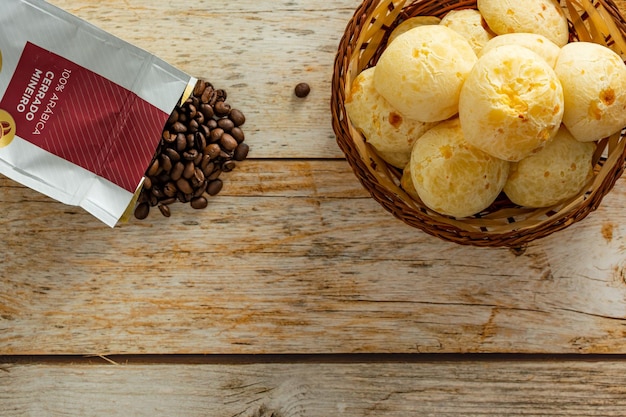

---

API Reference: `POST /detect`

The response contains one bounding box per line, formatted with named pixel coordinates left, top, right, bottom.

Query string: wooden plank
left=1, top=160, right=626, bottom=355
left=47, top=0, right=362, bottom=159
left=2, top=358, right=626, bottom=416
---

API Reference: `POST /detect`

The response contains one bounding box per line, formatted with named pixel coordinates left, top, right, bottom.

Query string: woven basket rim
left=331, top=0, right=626, bottom=248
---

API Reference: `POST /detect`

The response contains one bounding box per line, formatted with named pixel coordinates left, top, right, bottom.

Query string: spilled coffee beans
left=135, top=79, right=249, bottom=220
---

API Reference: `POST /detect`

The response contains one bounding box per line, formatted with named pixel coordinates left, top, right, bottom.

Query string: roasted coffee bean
left=159, top=154, right=172, bottom=172
left=210, top=128, right=224, bottom=143
left=220, top=133, right=238, bottom=151
left=202, top=161, right=215, bottom=177
left=193, top=151, right=203, bottom=166
left=195, top=132, right=207, bottom=151
left=176, top=178, right=194, bottom=194
left=193, top=80, right=207, bottom=97
left=183, top=161, right=196, bottom=179
left=172, top=121, right=187, bottom=133
left=207, top=119, right=218, bottom=130
left=170, top=161, right=184, bottom=181
left=205, top=143, right=221, bottom=159
left=190, top=196, right=208, bottom=210
left=207, top=169, right=222, bottom=181
left=158, top=204, right=171, bottom=218
left=188, top=119, right=199, bottom=133
left=234, top=143, right=249, bottom=161
left=147, top=159, right=160, bottom=177
left=188, top=104, right=197, bottom=119
left=195, top=111, right=205, bottom=125
left=162, top=130, right=175, bottom=143
left=294, top=82, right=310, bottom=98
left=194, top=167, right=205, bottom=183
left=186, top=133, right=195, bottom=149
left=134, top=202, right=150, bottom=220
left=183, top=149, right=199, bottom=161
left=201, top=86, right=213, bottom=104
left=164, top=147, right=180, bottom=163
left=151, top=186, right=165, bottom=199
left=230, top=127, right=245, bottom=143
left=164, top=182, right=178, bottom=198
left=199, top=103, right=214, bottom=119
left=214, top=100, right=231, bottom=116
left=222, top=160, right=237, bottom=172
left=207, top=179, right=223, bottom=196
left=143, top=176, right=153, bottom=190
left=217, top=118, right=235, bottom=132
left=229, top=109, right=246, bottom=127
left=176, top=133, right=187, bottom=152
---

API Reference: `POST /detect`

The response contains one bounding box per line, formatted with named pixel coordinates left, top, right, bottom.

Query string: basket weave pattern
left=331, top=0, right=626, bottom=247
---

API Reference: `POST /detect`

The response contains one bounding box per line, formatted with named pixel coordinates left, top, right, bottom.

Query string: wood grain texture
left=1, top=161, right=625, bottom=355
left=3, top=359, right=626, bottom=416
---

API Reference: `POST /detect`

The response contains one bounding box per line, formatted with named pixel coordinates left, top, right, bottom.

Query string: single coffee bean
left=172, top=121, right=187, bottom=133
left=207, top=119, right=218, bottom=130
left=214, top=100, right=231, bottom=116
left=202, top=161, right=215, bottom=177
left=183, top=149, right=199, bottom=161
left=199, top=103, right=214, bottom=120
left=207, top=169, right=222, bottom=181
left=190, top=196, right=209, bottom=210
left=229, top=108, right=246, bottom=127
left=162, top=130, right=175, bottom=143
left=186, top=133, right=195, bottom=149
left=220, top=133, right=238, bottom=151
left=207, top=179, right=223, bottom=196
left=147, top=159, right=160, bottom=177
left=158, top=204, right=171, bottom=218
left=234, top=143, right=249, bottom=161
left=193, top=80, right=207, bottom=97
left=143, top=176, right=153, bottom=190
left=201, top=86, right=213, bottom=104
left=195, top=111, right=205, bottom=125
left=164, top=147, right=181, bottom=163
left=176, top=133, right=187, bottom=152
left=134, top=202, right=150, bottom=220
left=294, top=82, right=310, bottom=98
left=205, top=143, right=221, bottom=159
left=187, top=104, right=197, bottom=119
left=176, top=178, right=194, bottom=194
left=222, top=160, right=237, bottom=172
left=230, top=127, right=245, bottom=143
left=170, top=161, right=184, bottom=181
left=164, top=182, right=178, bottom=198
left=217, top=118, right=235, bottom=132
left=194, top=167, right=205, bottom=183
left=151, top=186, right=165, bottom=199
left=159, top=154, right=172, bottom=172
left=210, top=128, right=224, bottom=143
left=195, top=132, right=207, bottom=151
left=183, top=161, right=196, bottom=179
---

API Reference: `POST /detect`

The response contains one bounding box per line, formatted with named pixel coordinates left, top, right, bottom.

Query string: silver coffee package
left=0, top=0, right=195, bottom=226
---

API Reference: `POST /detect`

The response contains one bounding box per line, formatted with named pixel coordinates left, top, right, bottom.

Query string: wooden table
left=2, top=0, right=626, bottom=415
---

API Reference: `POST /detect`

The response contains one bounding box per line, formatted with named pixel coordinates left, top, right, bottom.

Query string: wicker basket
left=331, top=0, right=626, bottom=247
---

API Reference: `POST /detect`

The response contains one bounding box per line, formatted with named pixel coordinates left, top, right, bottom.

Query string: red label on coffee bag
left=0, top=42, right=167, bottom=192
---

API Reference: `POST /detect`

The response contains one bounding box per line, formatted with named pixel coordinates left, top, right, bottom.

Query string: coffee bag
left=0, top=0, right=194, bottom=226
